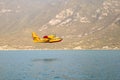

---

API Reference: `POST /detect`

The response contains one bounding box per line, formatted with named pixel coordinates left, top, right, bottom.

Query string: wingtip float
left=32, top=32, right=63, bottom=43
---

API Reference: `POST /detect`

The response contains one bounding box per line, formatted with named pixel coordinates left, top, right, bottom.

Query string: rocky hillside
left=0, top=0, right=120, bottom=49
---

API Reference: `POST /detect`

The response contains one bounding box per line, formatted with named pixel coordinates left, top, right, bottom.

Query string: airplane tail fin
left=32, top=32, right=41, bottom=42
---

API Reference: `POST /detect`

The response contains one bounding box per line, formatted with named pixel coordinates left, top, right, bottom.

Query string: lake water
left=0, top=50, right=120, bottom=80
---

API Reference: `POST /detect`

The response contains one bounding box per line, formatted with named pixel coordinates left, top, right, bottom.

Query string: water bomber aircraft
left=32, top=32, right=62, bottom=43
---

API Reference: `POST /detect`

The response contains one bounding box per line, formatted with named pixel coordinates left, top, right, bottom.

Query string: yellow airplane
left=32, top=32, right=62, bottom=43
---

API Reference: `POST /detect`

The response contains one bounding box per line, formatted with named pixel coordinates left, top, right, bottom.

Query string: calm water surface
left=0, top=50, right=120, bottom=80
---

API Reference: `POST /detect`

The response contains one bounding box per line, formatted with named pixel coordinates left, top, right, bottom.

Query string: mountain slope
left=0, top=0, right=120, bottom=49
